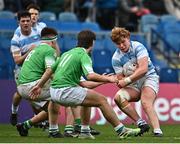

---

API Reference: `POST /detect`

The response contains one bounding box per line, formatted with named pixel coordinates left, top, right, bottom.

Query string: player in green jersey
left=30, top=30, right=141, bottom=139
left=15, top=27, right=60, bottom=137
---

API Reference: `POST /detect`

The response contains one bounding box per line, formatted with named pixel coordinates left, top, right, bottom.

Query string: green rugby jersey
left=51, top=47, right=93, bottom=88
left=18, top=43, right=56, bottom=84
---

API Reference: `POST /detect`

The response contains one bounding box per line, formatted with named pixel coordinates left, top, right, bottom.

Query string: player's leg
left=76, top=106, right=100, bottom=136
left=141, top=86, right=163, bottom=137
left=81, top=89, right=141, bottom=139
left=30, top=101, right=49, bottom=130
left=64, top=107, right=76, bottom=137
left=48, top=101, right=64, bottom=138
left=16, top=110, right=48, bottom=136
left=78, top=106, right=95, bottom=139
left=114, top=87, right=150, bottom=135
left=64, top=106, right=100, bottom=137
left=10, top=92, right=22, bottom=125
left=49, top=87, right=140, bottom=139
left=10, top=68, right=22, bottom=126
left=16, top=102, right=49, bottom=137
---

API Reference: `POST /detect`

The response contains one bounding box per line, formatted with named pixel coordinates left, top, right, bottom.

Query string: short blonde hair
left=111, top=27, right=130, bottom=44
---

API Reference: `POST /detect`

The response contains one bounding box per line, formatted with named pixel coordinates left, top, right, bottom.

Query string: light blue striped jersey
left=11, top=27, right=40, bottom=55
left=11, top=22, right=46, bottom=54
left=112, top=41, right=156, bottom=76
left=32, top=22, right=46, bottom=35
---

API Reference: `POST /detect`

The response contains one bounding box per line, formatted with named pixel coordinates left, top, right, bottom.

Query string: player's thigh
left=50, top=87, right=87, bottom=106
left=141, top=86, right=157, bottom=104
left=17, top=83, right=32, bottom=99
left=141, top=75, right=159, bottom=103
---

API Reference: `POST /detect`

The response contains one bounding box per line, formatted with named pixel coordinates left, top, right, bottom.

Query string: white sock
left=136, top=118, right=147, bottom=126
left=49, top=124, right=59, bottom=133
left=11, top=104, right=19, bottom=114
left=81, top=125, right=90, bottom=133
left=114, top=123, right=124, bottom=133
left=154, top=128, right=163, bottom=134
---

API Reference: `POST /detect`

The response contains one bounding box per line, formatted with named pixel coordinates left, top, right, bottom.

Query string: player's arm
left=86, top=72, right=118, bottom=83
left=81, top=53, right=118, bottom=83
left=117, top=57, right=148, bottom=88
left=29, top=68, right=53, bottom=100
left=12, top=45, right=36, bottom=65
left=38, top=68, right=53, bottom=88
left=128, top=56, right=148, bottom=82
left=80, top=80, right=104, bottom=89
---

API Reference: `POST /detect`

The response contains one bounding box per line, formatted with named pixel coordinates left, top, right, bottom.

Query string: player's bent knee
left=115, top=88, right=130, bottom=104
left=117, top=88, right=131, bottom=101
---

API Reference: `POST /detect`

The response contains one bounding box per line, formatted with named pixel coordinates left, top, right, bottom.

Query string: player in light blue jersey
left=111, top=27, right=163, bottom=137
left=26, top=3, right=46, bottom=34
left=10, top=11, right=44, bottom=126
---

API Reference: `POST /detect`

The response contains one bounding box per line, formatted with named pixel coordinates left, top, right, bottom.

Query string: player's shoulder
left=112, top=49, right=121, bottom=60
left=131, top=41, right=146, bottom=51
left=73, top=47, right=86, bottom=53
left=14, top=26, right=21, bottom=37
left=37, top=22, right=47, bottom=28
left=131, top=41, right=143, bottom=47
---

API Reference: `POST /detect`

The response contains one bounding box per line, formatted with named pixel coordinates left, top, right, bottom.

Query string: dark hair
left=26, top=3, right=40, bottom=11
left=17, top=11, right=31, bottom=21
left=41, top=27, right=58, bottom=38
left=77, top=30, right=96, bottom=49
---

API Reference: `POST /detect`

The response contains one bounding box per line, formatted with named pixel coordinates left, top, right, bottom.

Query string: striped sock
left=81, top=125, right=90, bottom=134
left=137, top=119, right=147, bottom=126
left=114, top=123, right=124, bottom=134
left=64, top=125, right=74, bottom=133
left=49, top=124, right=59, bottom=134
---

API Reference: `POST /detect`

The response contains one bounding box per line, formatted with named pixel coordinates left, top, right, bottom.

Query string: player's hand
left=29, top=85, right=41, bottom=100
left=108, top=75, right=118, bottom=83
left=117, top=79, right=127, bottom=88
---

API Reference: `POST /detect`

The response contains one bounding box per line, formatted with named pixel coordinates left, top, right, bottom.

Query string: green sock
left=23, top=120, right=33, bottom=130
left=74, top=118, right=81, bottom=126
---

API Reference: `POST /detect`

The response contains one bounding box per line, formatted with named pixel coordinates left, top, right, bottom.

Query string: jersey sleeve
left=44, top=49, right=56, bottom=68
left=81, top=53, right=94, bottom=76
left=11, top=34, right=20, bottom=53
left=135, top=43, right=149, bottom=59
left=112, top=53, right=123, bottom=74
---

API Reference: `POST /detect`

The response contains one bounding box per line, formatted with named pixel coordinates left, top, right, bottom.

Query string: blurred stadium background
left=0, top=0, right=180, bottom=129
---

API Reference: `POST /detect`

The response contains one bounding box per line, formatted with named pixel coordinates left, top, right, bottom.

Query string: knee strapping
left=115, top=89, right=130, bottom=109
left=117, top=88, right=130, bottom=103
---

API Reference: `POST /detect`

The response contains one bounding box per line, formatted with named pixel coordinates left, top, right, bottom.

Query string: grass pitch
left=0, top=124, right=179, bottom=143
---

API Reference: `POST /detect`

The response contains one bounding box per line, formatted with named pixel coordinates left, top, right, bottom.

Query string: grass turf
left=0, top=124, right=179, bottom=143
